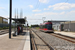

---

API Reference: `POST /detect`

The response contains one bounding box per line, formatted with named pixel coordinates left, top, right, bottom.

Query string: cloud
left=44, top=8, right=49, bottom=10
left=34, top=11, right=65, bottom=16
left=0, top=7, right=4, bottom=9
left=33, top=10, right=75, bottom=20
left=29, top=10, right=75, bottom=25
left=60, top=12, right=65, bottom=15
left=29, top=5, right=33, bottom=8
left=39, top=0, right=49, bottom=3
left=44, top=3, right=75, bottom=10
left=32, top=9, right=41, bottom=12
left=66, top=11, right=75, bottom=16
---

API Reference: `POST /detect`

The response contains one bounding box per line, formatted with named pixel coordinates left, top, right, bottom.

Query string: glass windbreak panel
left=46, top=24, right=52, bottom=30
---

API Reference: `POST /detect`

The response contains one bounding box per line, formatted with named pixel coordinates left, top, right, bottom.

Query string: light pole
left=26, top=21, right=28, bottom=30
left=9, top=0, right=12, bottom=38
left=42, top=17, right=46, bottom=23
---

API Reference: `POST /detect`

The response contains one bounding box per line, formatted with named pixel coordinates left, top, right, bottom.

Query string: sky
left=0, top=0, right=75, bottom=26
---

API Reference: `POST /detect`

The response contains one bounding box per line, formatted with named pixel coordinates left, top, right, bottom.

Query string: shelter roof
left=12, top=18, right=25, bottom=24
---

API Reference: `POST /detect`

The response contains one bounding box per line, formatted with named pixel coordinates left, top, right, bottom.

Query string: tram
left=39, top=21, right=54, bottom=33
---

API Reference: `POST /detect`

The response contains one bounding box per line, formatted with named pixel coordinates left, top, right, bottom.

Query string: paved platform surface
left=0, top=30, right=31, bottom=50
left=55, top=31, right=75, bottom=38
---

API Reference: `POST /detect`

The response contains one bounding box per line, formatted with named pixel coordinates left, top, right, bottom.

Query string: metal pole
left=17, top=9, right=18, bottom=18
left=9, top=0, right=12, bottom=38
left=15, top=9, right=16, bottom=33
left=42, top=17, right=46, bottom=23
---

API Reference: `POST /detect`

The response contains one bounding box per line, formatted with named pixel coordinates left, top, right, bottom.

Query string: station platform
left=55, top=31, right=75, bottom=38
left=0, top=30, right=31, bottom=50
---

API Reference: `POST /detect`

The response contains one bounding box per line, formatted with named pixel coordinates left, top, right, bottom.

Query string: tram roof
left=12, top=18, right=25, bottom=24
left=40, top=22, right=52, bottom=25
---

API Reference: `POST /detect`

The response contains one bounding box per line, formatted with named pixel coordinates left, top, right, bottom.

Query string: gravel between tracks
left=31, top=30, right=50, bottom=50
left=32, top=28, right=75, bottom=50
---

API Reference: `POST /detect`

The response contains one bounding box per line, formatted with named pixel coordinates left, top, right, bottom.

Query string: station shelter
left=12, top=18, right=26, bottom=36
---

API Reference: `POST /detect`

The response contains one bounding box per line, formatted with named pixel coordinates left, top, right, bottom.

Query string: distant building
left=0, top=16, right=8, bottom=24
left=61, top=21, right=75, bottom=32
left=0, top=16, right=8, bottom=27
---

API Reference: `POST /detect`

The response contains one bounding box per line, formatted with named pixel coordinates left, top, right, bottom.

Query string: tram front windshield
left=46, top=24, right=52, bottom=30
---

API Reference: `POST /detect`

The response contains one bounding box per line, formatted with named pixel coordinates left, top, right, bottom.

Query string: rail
left=49, top=33, right=75, bottom=43
left=31, top=29, right=54, bottom=50
left=30, top=29, right=37, bottom=50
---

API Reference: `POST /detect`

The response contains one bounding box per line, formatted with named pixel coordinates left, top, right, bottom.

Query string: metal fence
left=0, top=23, right=9, bottom=28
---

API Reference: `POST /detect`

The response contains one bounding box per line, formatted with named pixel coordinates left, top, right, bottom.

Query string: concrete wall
left=61, top=21, right=75, bottom=32
left=0, top=23, right=9, bottom=27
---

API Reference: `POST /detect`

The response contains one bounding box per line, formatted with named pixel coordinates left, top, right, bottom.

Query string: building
left=0, top=16, right=8, bottom=27
left=61, top=21, right=75, bottom=32
left=0, top=16, right=8, bottom=24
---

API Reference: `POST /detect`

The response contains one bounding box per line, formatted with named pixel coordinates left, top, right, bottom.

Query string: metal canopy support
left=9, top=0, right=12, bottom=38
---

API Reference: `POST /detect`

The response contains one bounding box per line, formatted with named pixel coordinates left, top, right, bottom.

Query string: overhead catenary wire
left=31, top=0, right=40, bottom=17
left=34, top=0, right=40, bottom=9
left=52, top=0, right=69, bottom=11
left=27, top=17, right=42, bottom=20
left=28, top=0, right=69, bottom=24
left=58, top=0, right=69, bottom=7
left=48, top=0, right=69, bottom=21
left=31, top=0, right=69, bottom=20
left=65, top=0, right=69, bottom=3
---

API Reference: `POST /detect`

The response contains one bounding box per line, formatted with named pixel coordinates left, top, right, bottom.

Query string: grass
left=36, top=27, right=39, bottom=29
left=0, top=27, right=9, bottom=30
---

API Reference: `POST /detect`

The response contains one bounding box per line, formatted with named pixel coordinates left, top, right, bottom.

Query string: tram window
left=46, top=24, right=52, bottom=30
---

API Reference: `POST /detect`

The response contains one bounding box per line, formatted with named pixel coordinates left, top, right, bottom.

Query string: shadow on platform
left=11, top=32, right=30, bottom=41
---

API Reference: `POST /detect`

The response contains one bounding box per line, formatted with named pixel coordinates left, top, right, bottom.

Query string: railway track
left=0, top=29, right=9, bottom=35
left=31, top=28, right=75, bottom=50
left=0, top=29, right=14, bottom=35
left=49, top=33, right=75, bottom=43
left=30, top=29, right=37, bottom=50
left=30, top=29, right=52, bottom=50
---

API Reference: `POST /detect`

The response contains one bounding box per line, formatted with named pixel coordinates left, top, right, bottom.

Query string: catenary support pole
left=9, top=0, right=12, bottom=38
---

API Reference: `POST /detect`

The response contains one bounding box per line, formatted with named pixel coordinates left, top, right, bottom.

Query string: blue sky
left=0, top=0, right=75, bottom=25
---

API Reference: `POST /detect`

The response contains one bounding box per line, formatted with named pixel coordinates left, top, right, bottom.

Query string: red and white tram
left=39, top=21, right=54, bottom=33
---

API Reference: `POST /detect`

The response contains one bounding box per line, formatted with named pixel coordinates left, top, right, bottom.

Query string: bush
left=2, top=27, right=9, bottom=29
left=0, top=27, right=3, bottom=30
left=29, top=26, right=31, bottom=28
left=3, top=27, right=6, bottom=29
